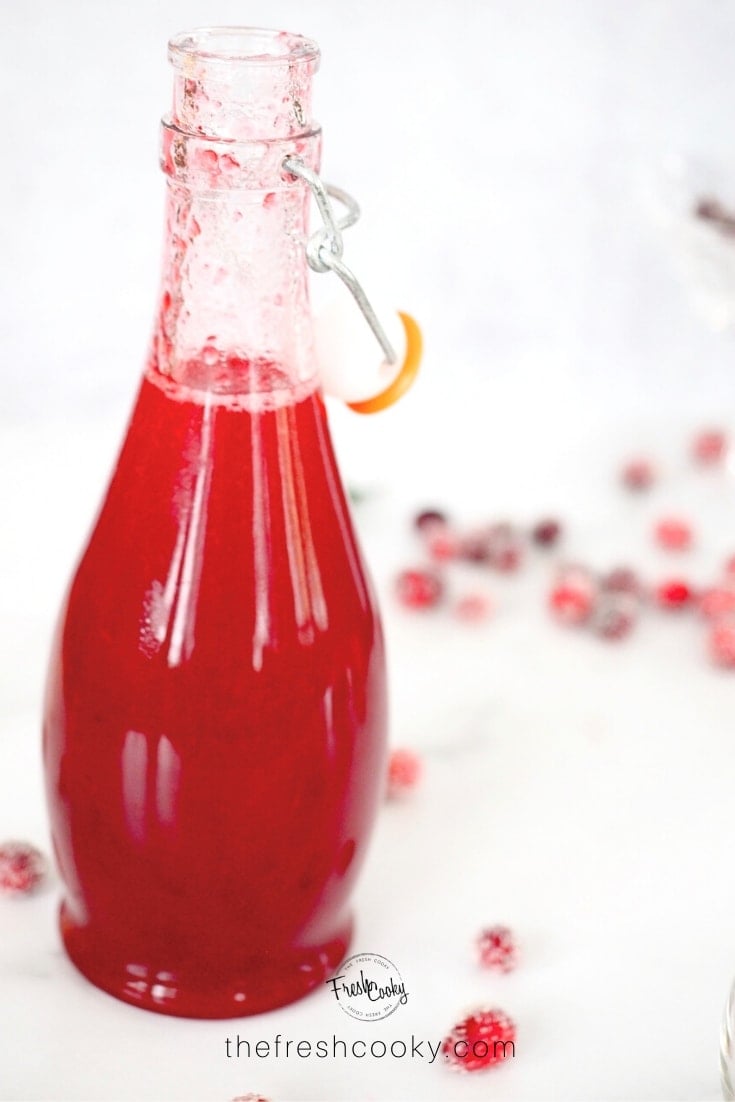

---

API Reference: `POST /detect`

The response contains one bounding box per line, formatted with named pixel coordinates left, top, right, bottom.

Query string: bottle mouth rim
left=168, top=26, right=320, bottom=69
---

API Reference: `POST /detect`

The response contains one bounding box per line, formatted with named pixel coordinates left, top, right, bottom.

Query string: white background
left=3, top=1, right=735, bottom=1099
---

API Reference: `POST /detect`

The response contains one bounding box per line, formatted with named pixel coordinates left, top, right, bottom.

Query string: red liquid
left=43, top=365, right=387, bottom=1018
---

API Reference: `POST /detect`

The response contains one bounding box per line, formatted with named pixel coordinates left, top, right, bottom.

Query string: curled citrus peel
left=347, top=312, right=422, bottom=414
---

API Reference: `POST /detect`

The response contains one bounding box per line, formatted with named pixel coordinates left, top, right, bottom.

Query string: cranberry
left=487, top=525, right=523, bottom=572
left=549, top=584, right=594, bottom=624
left=386, top=749, right=422, bottom=799
left=442, top=1007, right=517, bottom=1072
left=414, top=509, right=448, bottom=532
left=692, top=429, right=727, bottom=465
left=655, top=579, right=693, bottom=610
left=426, top=529, right=460, bottom=563
left=454, top=594, right=493, bottom=622
left=549, top=567, right=596, bottom=625
left=460, top=524, right=522, bottom=571
left=600, top=567, right=644, bottom=600
left=492, top=539, right=524, bottom=573
left=654, top=517, right=693, bottom=552
left=592, top=595, right=637, bottom=640
left=476, top=926, right=517, bottom=972
left=0, top=842, right=47, bottom=896
left=460, top=528, right=500, bottom=568
left=710, top=620, right=735, bottom=668
left=695, top=197, right=735, bottom=236
left=699, top=586, right=735, bottom=620
left=460, top=529, right=494, bottom=564
left=621, top=458, right=655, bottom=491
left=395, top=569, right=443, bottom=610
left=531, top=518, right=562, bottom=548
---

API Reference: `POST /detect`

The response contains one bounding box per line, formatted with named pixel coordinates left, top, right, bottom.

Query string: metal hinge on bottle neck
left=282, top=156, right=397, bottom=366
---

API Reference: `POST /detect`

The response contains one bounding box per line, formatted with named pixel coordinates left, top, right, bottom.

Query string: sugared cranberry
left=426, top=529, right=460, bottom=563
left=531, top=518, right=562, bottom=548
left=459, top=526, right=496, bottom=565
left=414, top=509, right=448, bottom=532
left=654, top=517, right=693, bottom=552
left=395, top=569, right=443, bottom=610
left=699, top=586, right=735, bottom=620
left=460, top=528, right=494, bottom=564
left=655, top=579, right=693, bottom=610
left=460, top=524, right=522, bottom=571
left=0, top=842, right=47, bottom=896
left=621, top=458, right=655, bottom=491
left=442, top=1007, right=516, bottom=1072
left=592, top=595, right=637, bottom=640
left=489, top=525, right=523, bottom=572
left=549, top=567, right=596, bottom=625
left=695, top=197, right=735, bottom=236
left=492, top=539, right=524, bottom=573
left=710, top=620, right=735, bottom=668
left=692, top=429, right=727, bottom=465
left=476, top=926, right=517, bottom=972
left=386, top=749, right=422, bottom=799
left=455, top=594, right=493, bottom=622
left=600, top=567, right=644, bottom=600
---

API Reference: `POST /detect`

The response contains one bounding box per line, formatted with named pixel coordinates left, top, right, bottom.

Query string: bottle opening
left=167, top=26, right=320, bottom=142
left=168, top=27, right=320, bottom=69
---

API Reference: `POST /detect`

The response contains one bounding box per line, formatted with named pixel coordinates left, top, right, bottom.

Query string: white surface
left=4, top=2, right=735, bottom=1100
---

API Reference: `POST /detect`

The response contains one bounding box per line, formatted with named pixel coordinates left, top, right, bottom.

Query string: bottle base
left=59, top=902, right=352, bottom=1019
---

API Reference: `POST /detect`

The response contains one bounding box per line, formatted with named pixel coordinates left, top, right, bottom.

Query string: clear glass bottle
left=42, top=27, right=387, bottom=1019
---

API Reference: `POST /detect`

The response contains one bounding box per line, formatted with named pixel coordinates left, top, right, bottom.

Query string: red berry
left=549, top=568, right=596, bottom=625
left=550, top=583, right=594, bottom=624
left=654, top=517, right=693, bottom=552
left=601, top=567, right=644, bottom=601
left=724, top=555, right=735, bottom=578
left=531, top=518, right=562, bottom=547
left=592, top=595, right=637, bottom=640
left=454, top=593, right=493, bottom=622
left=460, top=529, right=495, bottom=564
left=692, top=429, right=727, bottom=465
left=0, top=841, right=47, bottom=896
left=488, top=525, right=523, bottom=572
left=460, top=524, right=523, bottom=572
left=426, top=529, right=460, bottom=563
left=621, top=458, right=655, bottom=491
left=699, top=586, right=735, bottom=620
left=414, top=509, right=448, bottom=532
left=655, top=579, right=693, bottom=610
left=476, top=925, right=517, bottom=972
left=386, top=749, right=422, bottom=798
left=442, top=1007, right=516, bottom=1072
left=395, top=569, right=443, bottom=610
left=710, top=620, right=735, bottom=668
left=492, top=541, right=523, bottom=573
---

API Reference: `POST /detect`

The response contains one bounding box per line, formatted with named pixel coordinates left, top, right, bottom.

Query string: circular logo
left=326, top=953, right=407, bottom=1021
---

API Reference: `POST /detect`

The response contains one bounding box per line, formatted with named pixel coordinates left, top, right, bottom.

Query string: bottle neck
left=149, top=28, right=322, bottom=401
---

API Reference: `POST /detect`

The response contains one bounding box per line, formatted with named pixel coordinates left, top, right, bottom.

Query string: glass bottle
left=42, top=27, right=387, bottom=1019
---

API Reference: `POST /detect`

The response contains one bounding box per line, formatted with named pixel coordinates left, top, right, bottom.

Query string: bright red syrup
left=43, top=363, right=387, bottom=1018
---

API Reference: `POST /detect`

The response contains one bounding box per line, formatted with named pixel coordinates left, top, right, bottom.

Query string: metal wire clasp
left=282, top=155, right=397, bottom=366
